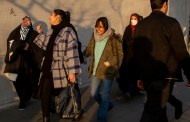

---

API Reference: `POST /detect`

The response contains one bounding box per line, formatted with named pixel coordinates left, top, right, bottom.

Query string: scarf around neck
left=94, top=17, right=112, bottom=42
left=20, top=25, right=31, bottom=40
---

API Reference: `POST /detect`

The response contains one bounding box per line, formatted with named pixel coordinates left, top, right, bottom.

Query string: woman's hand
left=68, top=74, right=76, bottom=83
left=137, top=80, right=144, bottom=90
left=84, top=59, right=87, bottom=65
left=104, top=62, right=110, bottom=67
left=23, top=43, right=29, bottom=50
left=36, top=24, right=42, bottom=33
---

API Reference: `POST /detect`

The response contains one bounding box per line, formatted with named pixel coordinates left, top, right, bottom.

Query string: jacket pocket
left=52, top=57, right=63, bottom=69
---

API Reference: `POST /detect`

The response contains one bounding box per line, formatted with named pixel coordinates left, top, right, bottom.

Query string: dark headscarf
left=130, top=14, right=139, bottom=34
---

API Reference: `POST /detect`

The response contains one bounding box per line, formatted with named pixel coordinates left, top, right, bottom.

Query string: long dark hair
left=150, top=0, right=168, bottom=10
left=54, top=9, right=70, bottom=23
left=95, top=17, right=109, bottom=31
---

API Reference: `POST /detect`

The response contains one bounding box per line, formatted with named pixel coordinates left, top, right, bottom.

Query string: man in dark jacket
left=4, top=16, right=44, bottom=110
left=134, top=0, right=190, bottom=122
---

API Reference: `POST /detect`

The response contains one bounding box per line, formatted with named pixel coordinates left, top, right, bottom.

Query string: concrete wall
left=0, top=0, right=189, bottom=109
left=168, top=0, right=190, bottom=46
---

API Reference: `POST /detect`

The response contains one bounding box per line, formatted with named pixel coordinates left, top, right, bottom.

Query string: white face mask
left=131, top=19, right=138, bottom=26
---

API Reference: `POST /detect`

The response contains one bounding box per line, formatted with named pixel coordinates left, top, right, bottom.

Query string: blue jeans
left=91, top=75, right=114, bottom=122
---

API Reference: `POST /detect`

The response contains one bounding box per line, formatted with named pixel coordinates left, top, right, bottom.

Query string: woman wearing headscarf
left=34, top=9, right=82, bottom=122
left=83, top=17, right=123, bottom=122
left=117, top=13, right=141, bottom=98
left=4, top=16, right=43, bottom=110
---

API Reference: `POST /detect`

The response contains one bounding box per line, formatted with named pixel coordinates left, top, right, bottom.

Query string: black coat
left=117, top=14, right=140, bottom=85
left=134, top=10, right=190, bottom=82
left=4, top=24, right=45, bottom=75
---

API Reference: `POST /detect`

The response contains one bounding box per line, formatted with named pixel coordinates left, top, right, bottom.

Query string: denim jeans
left=91, top=75, right=114, bottom=122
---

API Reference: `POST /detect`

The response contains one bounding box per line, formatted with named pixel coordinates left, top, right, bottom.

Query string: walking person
left=83, top=17, right=123, bottom=122
left=4, top=16, right=42, bottom=110
left=134, top=0, right=190, bottom=121
left=117, top=13, right=141, bottom=98
left=34, top=9, right=82, bottom=122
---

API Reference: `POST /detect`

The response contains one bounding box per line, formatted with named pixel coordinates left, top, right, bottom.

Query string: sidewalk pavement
left=0, top=79, right=190, bottom=122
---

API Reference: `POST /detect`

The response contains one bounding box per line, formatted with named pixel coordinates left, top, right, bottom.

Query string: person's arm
left=83, top=34, right=93, bottom=58
left=4, top=30, right=27, bottom=63
left=33, top=32, right=48, bottom=50
left=168, top=21, right=190, bottom=85
left=107, top=37, right=124, bottom=67
left=66, top=29, right=82, bottom=83
left=33, top=24, right=48, bottom=50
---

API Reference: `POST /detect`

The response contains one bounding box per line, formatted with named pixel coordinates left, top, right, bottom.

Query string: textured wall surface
left=0, top=0, right=189, bottom=109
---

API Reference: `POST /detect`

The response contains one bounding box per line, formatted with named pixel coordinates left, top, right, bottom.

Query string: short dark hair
left=150, top=0, right=168, bottom=10
left=95, top=17, right=109, bottom=31
left=54, top=9, right=70, bottom=22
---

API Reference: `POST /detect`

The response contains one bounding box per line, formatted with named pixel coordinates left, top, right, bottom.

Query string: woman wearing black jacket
left=4, top=16, right=44, bottom=110
left=117, top=13, right=141, bottom=98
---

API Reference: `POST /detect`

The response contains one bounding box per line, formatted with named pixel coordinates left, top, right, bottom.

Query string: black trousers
left=41, top=75, right=81, bottom=117
left=168, top=94, right=180, bottom=107
left=13, top=73, right=34, bottom=105
left=140, top=79, right=174, bottom=122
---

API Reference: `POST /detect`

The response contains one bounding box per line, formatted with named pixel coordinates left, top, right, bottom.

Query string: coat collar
left=151, top=10, right=166, bottom=16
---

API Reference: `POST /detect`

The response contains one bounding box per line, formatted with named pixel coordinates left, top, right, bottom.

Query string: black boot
left=175, top=101, right=183, bottom=119
left=43, top=117, right=50, bottom=122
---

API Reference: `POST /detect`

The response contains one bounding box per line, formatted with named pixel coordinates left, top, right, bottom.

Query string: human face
left=131, top=16, right=138, bottom=26
left=96, top=21, right=106, bottom=35
left=22, top=18, right=31, bottom=27
left=49, top=11, right=60, bottom=25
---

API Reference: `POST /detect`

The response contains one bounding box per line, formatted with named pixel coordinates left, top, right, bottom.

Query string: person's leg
left=25, top=73, right=34, bottom=103
left=97, top=78, right=113, bottom=122
left=90, top=75, right=102, bottom=104
left=168, top=95, right=183, bottom=119
left=15, top=74, right=28, bottom=110
left=13, top=81, right=21, bottom=98
left=41, top=75, right=54, bottom=118
left=140, top=80, right=174, bottom=122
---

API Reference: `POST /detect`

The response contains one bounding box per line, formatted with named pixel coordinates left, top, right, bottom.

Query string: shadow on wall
left=33, top=21, right=48, bottom=34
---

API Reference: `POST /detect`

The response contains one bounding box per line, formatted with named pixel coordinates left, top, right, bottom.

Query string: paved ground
left=0, top=79, right=190, bottom=122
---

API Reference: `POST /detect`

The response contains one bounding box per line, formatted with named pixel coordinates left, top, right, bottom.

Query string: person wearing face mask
left=117, top=13, right=140, bottom=98
left=4, top=16, right=43, bottom=110
left=34, top=9, right=83, bottom=122
left=134, top=0, right=190, bottom=121
left=83, top=17, right=123, bottom=122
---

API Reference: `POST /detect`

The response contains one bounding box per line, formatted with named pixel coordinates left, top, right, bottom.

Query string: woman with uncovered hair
left=34, top=9, right=82, bottom=122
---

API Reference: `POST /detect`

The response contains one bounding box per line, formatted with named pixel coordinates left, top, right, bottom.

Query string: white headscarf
left=94, top=17, right=112, bottom=42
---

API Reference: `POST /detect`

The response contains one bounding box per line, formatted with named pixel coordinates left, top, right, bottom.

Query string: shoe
left=72, top=109, right=86, bottom=122
left=19, top=102, right=25, bottom=110
left=175, top=101, right=183, bottom=119
left=43, top=117, right=50, bottom=122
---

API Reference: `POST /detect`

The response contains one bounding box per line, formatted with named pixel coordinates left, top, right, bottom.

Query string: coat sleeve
left=108, top=37, right=124, bottom=67
left=168, top=21, right=190, bottom=80
left=33, top=32, right=48, bottom=50
left=83, top=34, right=93, bottom=58
left=66, top=29, right=82, bottom=75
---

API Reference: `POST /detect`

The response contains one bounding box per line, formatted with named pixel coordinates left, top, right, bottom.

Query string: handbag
left=4, top=73, right=18, bottom=81
left=55, top=82, right=82, bottom=119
